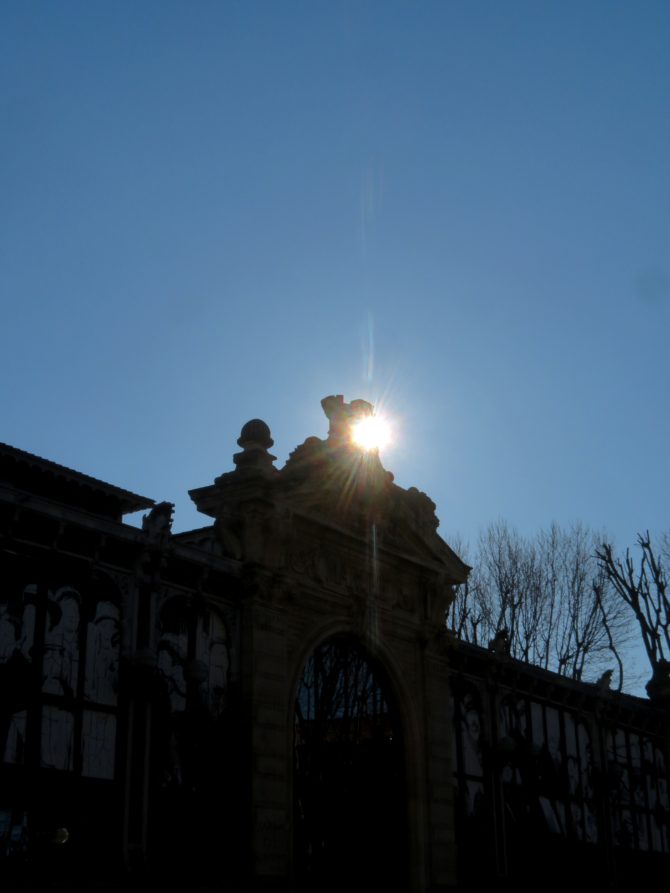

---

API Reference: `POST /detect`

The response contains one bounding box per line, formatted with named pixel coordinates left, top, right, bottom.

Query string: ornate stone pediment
left=189, top=397, right=470, bottom=589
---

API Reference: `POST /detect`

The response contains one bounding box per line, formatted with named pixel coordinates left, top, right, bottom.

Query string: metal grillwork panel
left=294, top=638, right=405, bottom=891
left=451, top=674, right=670, bottom=885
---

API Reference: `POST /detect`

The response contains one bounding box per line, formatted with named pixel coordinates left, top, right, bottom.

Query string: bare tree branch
left=596, top=532, right=670, bottom=677
left=448, top=521, right=632, bottom=683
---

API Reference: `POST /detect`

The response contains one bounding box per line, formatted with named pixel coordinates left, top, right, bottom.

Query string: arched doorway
left=293, top=637, right=407, bottom=891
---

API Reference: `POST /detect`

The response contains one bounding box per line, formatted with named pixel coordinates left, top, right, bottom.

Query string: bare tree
left=447, top=535, right=488, bottom=647
left=596, top=532, right=670, bottom=695
left=448, top=521, right=631, bottom=685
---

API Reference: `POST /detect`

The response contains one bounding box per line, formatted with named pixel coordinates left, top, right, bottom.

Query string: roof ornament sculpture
left=488, top=627, right=511, bottom=657
left=233, top=419, right=277, bottom=474
left=321, top=394, right=374, bottom=444
left=142, top=501, right=174, bottom=539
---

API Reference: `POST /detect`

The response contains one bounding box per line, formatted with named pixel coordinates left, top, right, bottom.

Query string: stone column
left=240, top=567, right=292, bottom=890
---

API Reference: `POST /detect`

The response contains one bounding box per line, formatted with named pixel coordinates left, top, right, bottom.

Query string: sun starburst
left=350, top=415, right=392, bottom=451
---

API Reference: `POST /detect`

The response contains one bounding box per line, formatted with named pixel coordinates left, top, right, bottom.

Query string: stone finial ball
left=238, top=419, right=274, bottom=450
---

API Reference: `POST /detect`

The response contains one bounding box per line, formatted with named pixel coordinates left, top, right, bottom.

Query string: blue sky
left=2, top=1, right=669, bottom=553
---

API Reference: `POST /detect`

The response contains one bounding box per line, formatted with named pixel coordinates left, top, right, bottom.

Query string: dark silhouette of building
left=1, top=396, right=668, bottom=890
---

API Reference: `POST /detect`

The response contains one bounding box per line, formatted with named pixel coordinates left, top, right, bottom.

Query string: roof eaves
left=0, top=442, right=155, bottom=514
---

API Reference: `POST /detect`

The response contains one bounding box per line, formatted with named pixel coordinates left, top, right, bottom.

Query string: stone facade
left=0, top=397, right=668, bottom=890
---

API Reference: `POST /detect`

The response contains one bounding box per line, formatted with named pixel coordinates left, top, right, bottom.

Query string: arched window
left=149, top=597, right=232, bottom=881
left=1, top=574, right=121, bottom=781
left=157, top=597, right=229, bottom=720
left=294, top=637, right=406, bottom=891
left=154, top=597, right=230, bottom=791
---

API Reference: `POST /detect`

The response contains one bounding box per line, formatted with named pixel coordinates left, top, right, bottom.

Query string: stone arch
left=288, top=620, right=419, bottom=747
left=291, top=629, right=413, bottom=891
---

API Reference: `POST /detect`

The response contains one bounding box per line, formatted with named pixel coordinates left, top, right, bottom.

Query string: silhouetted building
left=1, top=397, right=668, bottom=890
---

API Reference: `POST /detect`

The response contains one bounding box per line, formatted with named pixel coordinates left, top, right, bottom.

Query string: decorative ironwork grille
left=294, top=638, right=405, bottom=891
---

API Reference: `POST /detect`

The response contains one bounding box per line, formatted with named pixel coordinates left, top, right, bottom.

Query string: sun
left=350, top=414, right=392, bottom=451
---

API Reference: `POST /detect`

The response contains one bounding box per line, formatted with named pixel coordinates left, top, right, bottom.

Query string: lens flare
left=351, top=415, right=392, bottom=451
